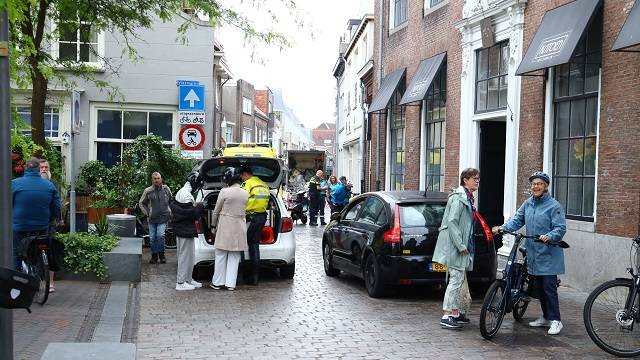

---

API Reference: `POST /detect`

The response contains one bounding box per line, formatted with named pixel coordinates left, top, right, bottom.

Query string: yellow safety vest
left=242, top=176, right=270, bottom=214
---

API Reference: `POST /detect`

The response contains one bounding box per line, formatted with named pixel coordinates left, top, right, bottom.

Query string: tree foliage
left=4, top=0, right=297, bottom=146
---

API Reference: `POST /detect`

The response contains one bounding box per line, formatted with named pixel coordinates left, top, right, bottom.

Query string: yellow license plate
left=430, top=263, right=447, bottom=272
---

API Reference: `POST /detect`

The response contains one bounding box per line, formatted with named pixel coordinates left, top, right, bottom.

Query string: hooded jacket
left=432, top=186, right=474, bottom=271
left=170, top=182, right=202, bottom=238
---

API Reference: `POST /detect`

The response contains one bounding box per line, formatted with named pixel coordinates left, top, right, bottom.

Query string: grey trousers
left=442, top=268, right=471, bottom=313
left=176, top=237, right=195, bottom=284
left=212, top=249, right=242, bottom=288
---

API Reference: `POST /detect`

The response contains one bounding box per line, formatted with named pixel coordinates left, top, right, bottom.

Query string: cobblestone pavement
left=137, top=224, right=613, bottom=360
left=12, top=280, right=104, bottom=360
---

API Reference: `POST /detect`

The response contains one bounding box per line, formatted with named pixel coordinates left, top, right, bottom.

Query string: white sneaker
left=175, top=282, right=195, bottom=291
left=548, top=320, right=563, bottom=335
left=188, top=280, right=202, bottom=288
left=528, top=316, right=550, bottom=327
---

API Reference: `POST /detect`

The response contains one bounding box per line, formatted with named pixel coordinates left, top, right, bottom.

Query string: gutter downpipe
left=359, top=81, right=366, bottom=194
left=334, top=72, right=340, bottom=178
left=376, top=0, right=384, bottom=191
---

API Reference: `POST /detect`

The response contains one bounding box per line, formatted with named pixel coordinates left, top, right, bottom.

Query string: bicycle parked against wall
left=479, top=229, right=569, bottom=339
left=583, top=235, right=640, bottom=357
left=18, top=232, right=51, bottom=305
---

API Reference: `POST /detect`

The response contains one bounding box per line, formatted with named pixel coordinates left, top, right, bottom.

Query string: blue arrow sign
left=179, top=85, right=205, bottom=111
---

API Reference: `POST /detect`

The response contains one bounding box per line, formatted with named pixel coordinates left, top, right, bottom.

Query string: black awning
left=368, top=68, right=406, bottom=113
left=399, top=53, right=446, bottom=105
left=612, top=0, right=640, bottom=52
left=516, top=0, right=602, bottom=75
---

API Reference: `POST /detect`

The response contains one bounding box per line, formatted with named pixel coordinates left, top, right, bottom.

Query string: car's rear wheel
left=364, top=253, right=386, bottom=298
left=323, top=241, right=340, bottom=277
left=280, top=263, right=295, bottom=279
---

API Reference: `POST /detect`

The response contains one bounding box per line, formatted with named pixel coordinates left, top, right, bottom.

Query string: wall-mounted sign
left=179, top=111, right=206, bottom=125
left=72, top=90, right=81, bottom=134
left=181, top=150, right=204, bottom=159
left=179, top=84, right=205, bottom=112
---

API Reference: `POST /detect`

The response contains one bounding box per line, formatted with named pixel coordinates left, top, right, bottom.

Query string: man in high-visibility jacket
left=240, top=166, right=270, bottom=285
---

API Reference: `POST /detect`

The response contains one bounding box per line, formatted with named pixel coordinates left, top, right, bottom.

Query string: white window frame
left=89, top=103, right=177, bottom=163
left=389, top=0, right=408, bottom=30
left=242, top=97, right=252, bottom=115
left=424, top=0, right=449, bottom=16
left=50, top=20, right=106, bottom=70
left=242, top=127, right=253, bottom=142
left=15, top=105, right=62, bottom=140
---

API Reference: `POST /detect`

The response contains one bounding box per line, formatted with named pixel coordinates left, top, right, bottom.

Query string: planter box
left=87, top=207, right=127, bottom=224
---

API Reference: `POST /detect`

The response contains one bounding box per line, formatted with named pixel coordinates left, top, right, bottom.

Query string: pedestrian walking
left=239, top=166, right=270, bottom=285
left=210, top=167, right=249, bottom=291
left=318, top=174, right=329, bottom=225
left=327, top=175, right=338, bottom=212
left=170, top=172, right=204, bottom=291
left=329, top=178, right=350, bottom=214
left=492, top=171, right=567, bottom=335
left=12, top=158, right=61, bottom=272
left=307, top=170, right=323, bottom=226
left=39, top=159, right=61, bottom=293
left=139, top=172, right=172, bottom=264
left=432, top=168, right=480, bottom=330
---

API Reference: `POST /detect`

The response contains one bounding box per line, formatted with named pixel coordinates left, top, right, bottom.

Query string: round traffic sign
left=179, top=125, right=205, bottom=150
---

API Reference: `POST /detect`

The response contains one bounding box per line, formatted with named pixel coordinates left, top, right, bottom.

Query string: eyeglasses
left=471, top=177, right=480, bottom=182
left=531, top=182, right=546, bottom=187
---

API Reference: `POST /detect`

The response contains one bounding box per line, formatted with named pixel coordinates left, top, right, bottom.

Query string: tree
left=5, top=0, right=296, bottom=147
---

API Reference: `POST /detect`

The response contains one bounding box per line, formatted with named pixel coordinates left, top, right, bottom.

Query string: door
left=478, top=121, right=506, bottom=247
left=350, top=197, right=388, bottom=264
left=332, top=198, right=366, bottom=259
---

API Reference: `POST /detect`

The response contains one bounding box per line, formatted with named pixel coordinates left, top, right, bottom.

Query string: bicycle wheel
left=480, top=280, right=507, bottom=339
left=584, top=279, right=640, bottom=357
left=513, top=298, right=529, bottom=321
left=30, top=255, right=50, bottom=305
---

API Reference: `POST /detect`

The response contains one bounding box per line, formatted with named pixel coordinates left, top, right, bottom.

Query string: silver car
left=192, top=156, right=296, bottom=279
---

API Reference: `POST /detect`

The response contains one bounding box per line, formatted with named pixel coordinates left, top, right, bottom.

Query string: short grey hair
left=25, top=157, right=40, bottom=169
left=151, top=172, right=161, bottom=178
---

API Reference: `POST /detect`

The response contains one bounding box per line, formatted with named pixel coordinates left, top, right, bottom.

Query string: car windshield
left=399, top=204, right=446, bottom=228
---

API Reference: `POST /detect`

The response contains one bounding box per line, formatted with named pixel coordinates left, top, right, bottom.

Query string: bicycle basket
left=0, top=267, right=39, bottom=312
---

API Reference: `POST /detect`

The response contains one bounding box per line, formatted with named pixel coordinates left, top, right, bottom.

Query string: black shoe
left=454, top=314, right=470, bottom=324
left=209, top=284, right=227, bottom=290
left=309, top=222, right=318, bottom=226
left=320, top=221, right=327, bottom=225
left=149, top=253, right=158, bottom=264
left=440, top=316, right=463, bottom=330
left=159, top=252, right=166, bottom=264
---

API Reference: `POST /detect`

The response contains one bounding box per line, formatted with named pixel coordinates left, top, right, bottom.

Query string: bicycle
left=479, top=229, right=569, bottom=339
left=583, top=235, right=640, bottom=357
left=18, top=232, right=51, bottom=305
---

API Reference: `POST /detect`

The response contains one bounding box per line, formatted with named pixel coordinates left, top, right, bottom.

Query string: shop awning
left=516, top=0, right=602, bottom=75
left=612, top=0, right=640, bottom=52
left=368, top=68, right=406, bottom=113
left=399, top=53, right=446, bottom=105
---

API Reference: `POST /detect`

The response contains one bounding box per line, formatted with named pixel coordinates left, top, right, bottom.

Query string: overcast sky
left=218, top=0, right=373, bottom=129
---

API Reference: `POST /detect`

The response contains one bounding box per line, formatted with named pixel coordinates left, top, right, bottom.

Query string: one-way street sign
left=179, top=84, right=205, bottom=111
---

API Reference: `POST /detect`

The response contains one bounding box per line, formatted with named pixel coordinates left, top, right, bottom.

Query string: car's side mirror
left=330, top=212, right=341, bottom=221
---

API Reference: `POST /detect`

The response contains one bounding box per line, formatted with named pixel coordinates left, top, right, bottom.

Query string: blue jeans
left=532, top=275, right=561, bottom=321
left=148, top=222, right=167, bottom=254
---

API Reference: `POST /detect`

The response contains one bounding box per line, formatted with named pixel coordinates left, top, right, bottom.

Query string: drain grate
left=76, top=282, right=110, bottom=342
left=121, top=282, right=140, bottom=343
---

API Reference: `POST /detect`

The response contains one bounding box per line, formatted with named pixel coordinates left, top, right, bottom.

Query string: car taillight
left=383, top=205, right=401, bottom=243
left=475, top=212, right=494, bottom=242
left=195, top=219, right=201, bottom=234
left=281, top=217, right=293, bottom=233
left=260, top=226, right=275, bottom=244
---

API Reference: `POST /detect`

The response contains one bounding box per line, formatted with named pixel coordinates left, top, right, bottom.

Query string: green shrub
left=57, top=232, right=119, bottom=280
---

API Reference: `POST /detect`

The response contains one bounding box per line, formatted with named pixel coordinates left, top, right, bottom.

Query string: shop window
left=389, top=91, right=405, bottom=191
left=95, top=109, right=174, bottom=166
left=16, top=107, right=60, bottom=138
left=475, top=41, right=509, bottom=113
left=552, top=17, right=601, bottom=221
left=425, top=67, right=446, bottom=192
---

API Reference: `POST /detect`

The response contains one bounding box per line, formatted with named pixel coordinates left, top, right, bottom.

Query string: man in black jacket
left=171, top=173, right=204, bottom=291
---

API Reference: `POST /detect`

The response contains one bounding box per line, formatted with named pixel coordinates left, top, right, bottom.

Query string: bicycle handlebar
left=497, top=229, right=570, bottom=248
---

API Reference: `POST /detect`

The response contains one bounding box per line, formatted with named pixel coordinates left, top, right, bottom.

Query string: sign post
left=69, top=90, right=81, bottom=234
left=0, top=8, right=14, bottom=359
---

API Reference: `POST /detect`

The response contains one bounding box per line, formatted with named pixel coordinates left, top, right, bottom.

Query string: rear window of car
left=399, top=204, right=446, bottom=228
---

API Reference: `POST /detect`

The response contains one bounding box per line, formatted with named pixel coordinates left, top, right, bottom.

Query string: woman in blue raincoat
left=492, top=171, right=567, bottom=335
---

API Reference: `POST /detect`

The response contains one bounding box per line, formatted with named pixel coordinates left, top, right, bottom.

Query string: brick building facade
left=363, top=0, right=639, bottom=290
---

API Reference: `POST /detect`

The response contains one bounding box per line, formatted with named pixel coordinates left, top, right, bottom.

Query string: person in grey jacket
left=139, top=172, right=172, bottom=264
left=432, top=168, right=480, bottom=330
left=492, top=171, right=567, bottom=335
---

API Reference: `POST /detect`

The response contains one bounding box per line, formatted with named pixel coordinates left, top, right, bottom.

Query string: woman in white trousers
left=210, top=167, right=249, bottom=291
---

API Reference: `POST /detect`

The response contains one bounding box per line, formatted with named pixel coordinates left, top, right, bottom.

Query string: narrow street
left=136, top=224, right=609, bottom=359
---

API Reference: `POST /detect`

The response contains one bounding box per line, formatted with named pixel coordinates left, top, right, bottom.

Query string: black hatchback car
left=322, top=191, right=496, bottom=297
